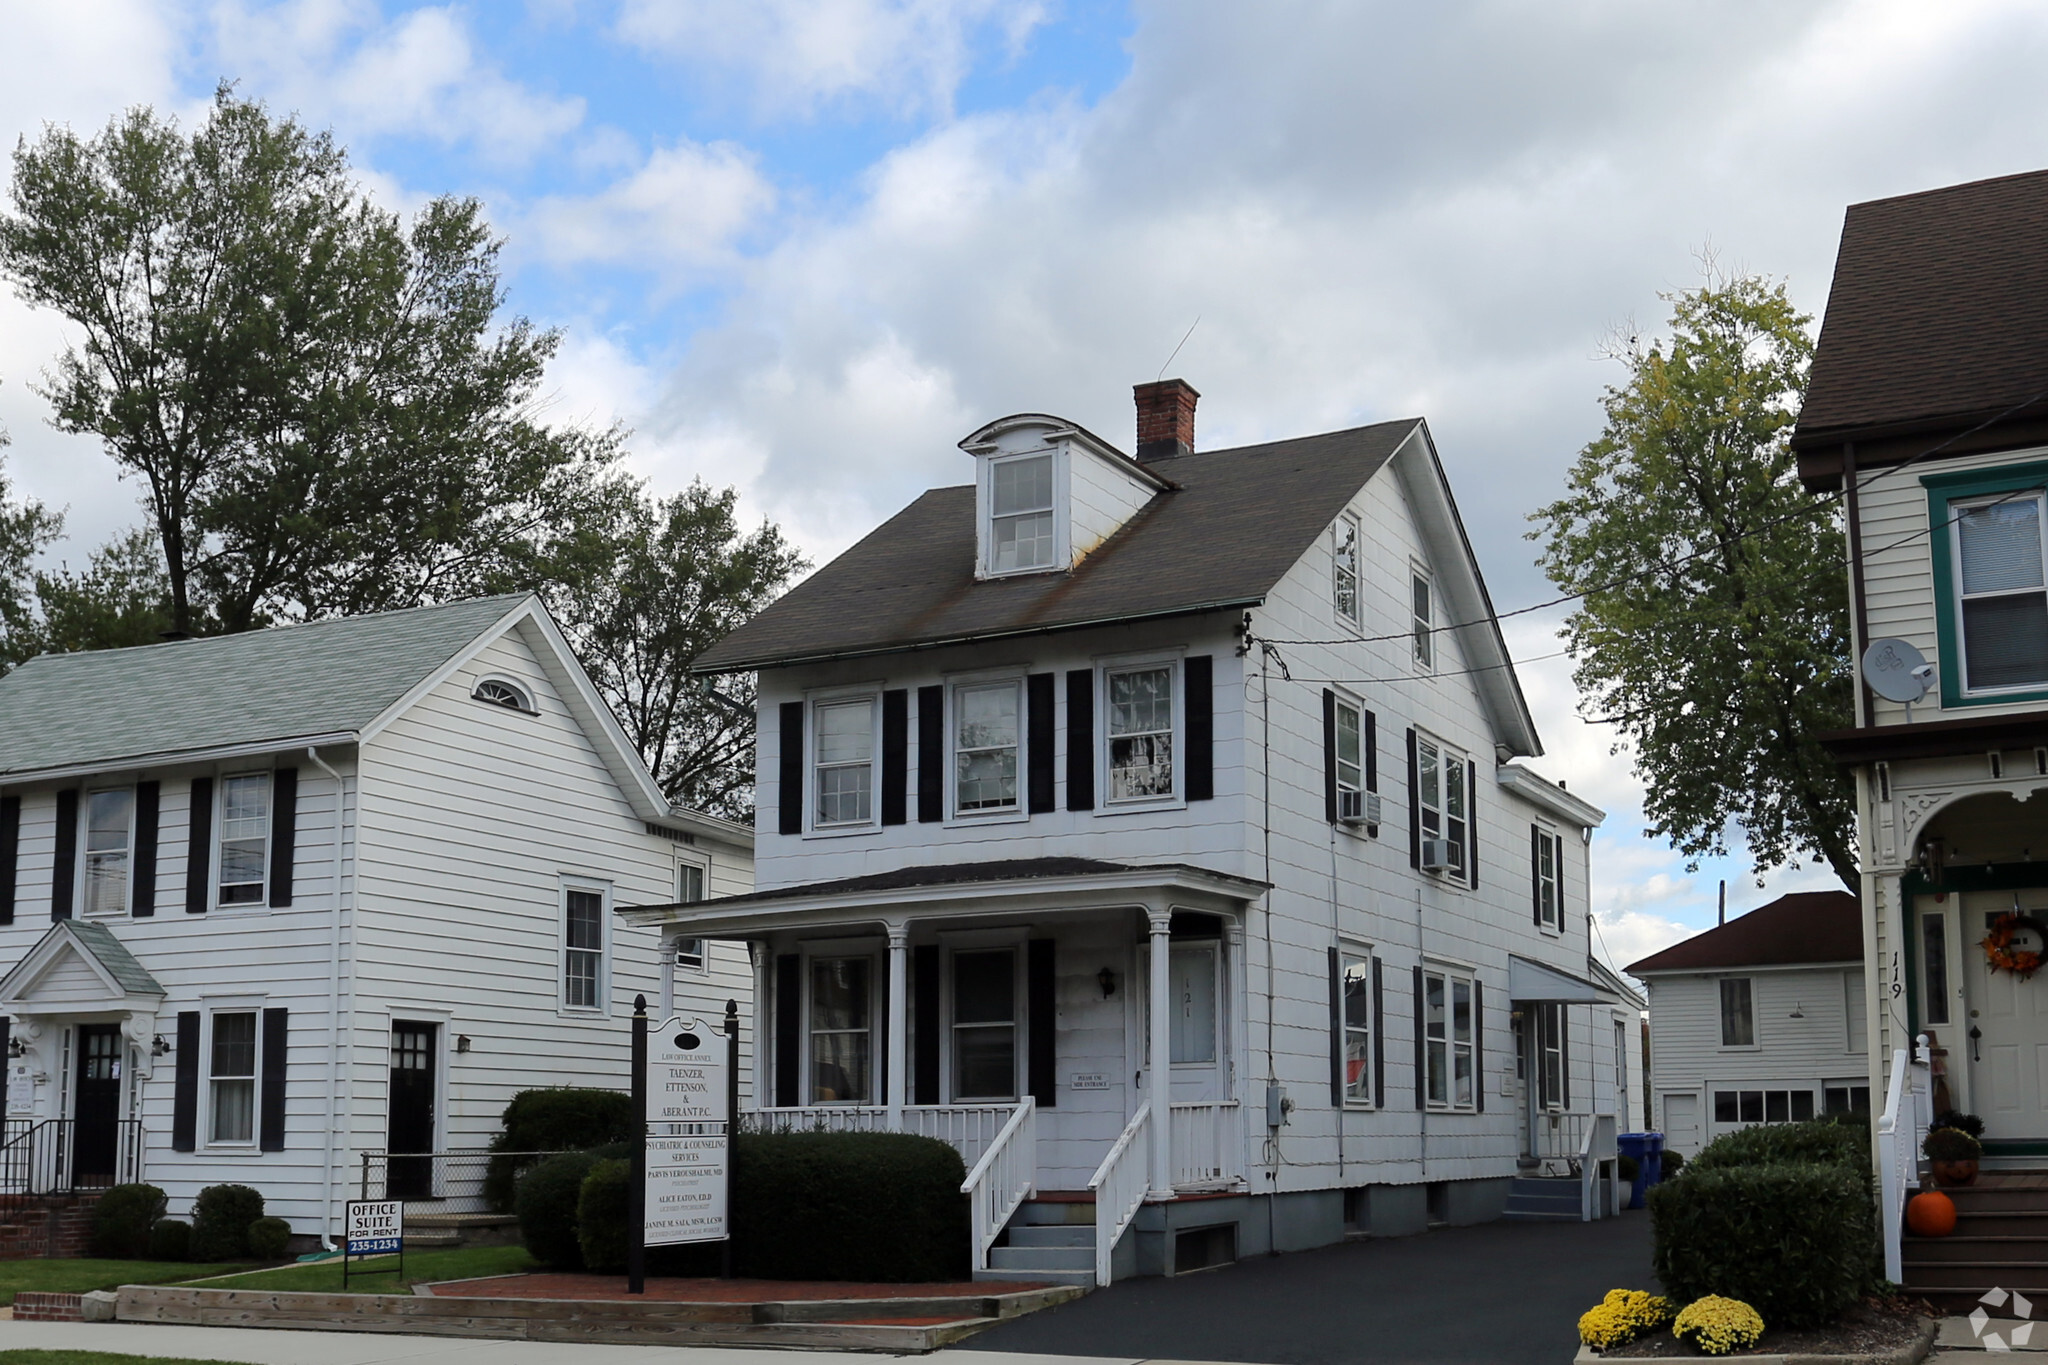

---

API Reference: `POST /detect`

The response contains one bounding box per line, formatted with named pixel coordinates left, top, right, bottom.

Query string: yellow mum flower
left=1578, top=1289, right=1675, bottom=1349
left=1673, top=1295, right=1765, bottom=1356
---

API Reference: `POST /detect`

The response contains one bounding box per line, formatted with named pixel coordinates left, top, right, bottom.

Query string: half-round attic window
left=473, top=678, right=531, bottom=711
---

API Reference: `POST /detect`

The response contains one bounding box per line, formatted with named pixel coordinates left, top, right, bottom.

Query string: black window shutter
left=1560, top=1007, right=1571, bottom=1109
left=1322, top=691, right=1338, bottom=824
left=51, top=790, right=77, bottom=921
left=260, top=1007, right=288, bottom=1151
left=1027, top=674, right=1056, bottom=814
left=1466, top=760, right=1479, bottom=888
left=1405, top=730, right=1421, bottom=869
left=881, top=690, right=909, bottom=826
left=917, top=686, right=944, bottom=823
left=773, top=953, right=800, bottom=1106
left=1064, top=671, right=1094, bottom=811
left=268, top=768, right=297, bottom=908
left=777, top=703, right=804, bottom=836
left=1328, top=946, right=1344, bottom=1106
left=1185, top=655, right=1213, bottom=801
left=1372, top=957, right=1385, bottom=1106
left=1365, top=710, right=1378, bottom=793
left=133, top=782, right=159, bottom=918
left=171, top=1010, right=201, bottom=1151
left=1532, top=826, right=1544, bottom=926
left=1028, top=938, right=1056, bottom=1106
left=1413, top=964, right=1426, bottom=1110
left=0, top=795, right=17, bottom=926
left=913, top=945, right=941, bottom=1103
left=1474, top=979, right=1485, bottom=1113
left=186, top=777, right=214, bottom=914
left=0, top=1020, right=9, bottom=1079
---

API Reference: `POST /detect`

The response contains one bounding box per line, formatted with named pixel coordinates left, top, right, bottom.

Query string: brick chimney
left=1134, top=378, right=1200, bottom=462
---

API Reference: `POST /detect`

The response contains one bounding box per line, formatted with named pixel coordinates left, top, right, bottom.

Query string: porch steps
left=1903, top=1181, right=2048, bottom=1312
left=978, top=1195, right=1096, bottom=1289
left=1500, top=1176, right=1582, bottom=1223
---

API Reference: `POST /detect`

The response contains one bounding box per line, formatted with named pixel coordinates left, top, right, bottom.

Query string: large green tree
left=0, top=86, right=625, bottom=636
left=1532, top=272, right=1857, bottom=889
left=0, top=410, right=62, bottom=670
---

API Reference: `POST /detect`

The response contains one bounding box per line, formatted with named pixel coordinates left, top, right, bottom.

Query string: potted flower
left=1926, top=1125, right=1983, bottom=1187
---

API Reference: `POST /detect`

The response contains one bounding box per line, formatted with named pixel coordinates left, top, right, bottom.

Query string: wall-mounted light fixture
left=1788, top=1004, right=1806, bottom=1020
left=456, top=1035, right=472, bottom=1054
left=1097, top=968, right=1118, bottom=999
left=7, top=1037, right=27, bottom=1059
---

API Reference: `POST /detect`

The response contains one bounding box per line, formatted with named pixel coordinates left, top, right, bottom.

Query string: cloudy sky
left=3, top=0, right=2045, bottom=977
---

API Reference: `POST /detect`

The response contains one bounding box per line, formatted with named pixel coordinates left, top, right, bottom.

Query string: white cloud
left=613, top=0, right=1051, bottom=120
left=523, top=139, right=776, bottom=276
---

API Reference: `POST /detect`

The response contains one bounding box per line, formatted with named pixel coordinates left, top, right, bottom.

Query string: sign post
left=342, top=1198, right=403, bottom=1290
left=639, top=1003, right=734, bottom=1268
left=628, top=995, right=648, bottom=1295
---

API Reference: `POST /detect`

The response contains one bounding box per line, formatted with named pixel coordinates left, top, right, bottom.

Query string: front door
left=387, top=1022, right=438, bottom=1200
left=1964, top=897, right=2048, bottom=1141
left=72, top=1025, right=121, bottom=1186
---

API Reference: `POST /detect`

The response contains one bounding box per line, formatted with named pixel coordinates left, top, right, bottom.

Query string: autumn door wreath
left=1982, top=913, right=2048, bottom=980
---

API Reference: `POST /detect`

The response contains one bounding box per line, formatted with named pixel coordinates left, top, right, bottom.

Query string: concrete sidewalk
left=0, top=1319, right=1171, bottom=1365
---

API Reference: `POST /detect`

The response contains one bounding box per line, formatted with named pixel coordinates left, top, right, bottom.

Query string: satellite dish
left=1862, top=638, right=1936, bottom=708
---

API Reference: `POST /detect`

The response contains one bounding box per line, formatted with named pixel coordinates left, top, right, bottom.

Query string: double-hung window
left=1106, top=664, right=1175, bottom=802
left=1416, top=735, right=1468, bottom=881
left=1719, top=977, right=1755, bottom=1047
left=208, top=1011, right=257, bottom=1145
left=83, top=789, right=133, bottom=916
left=1952, top=490, right=2048, bottom=693
left=218, top=774, right=271, bottom=906
left=989, top=454, right=1056, bottom=574
left=1340, top=948, right=1372, bottom=1104
left=1333, top=516, right=1361, bottom=627
left=814, top=699, right=876, bottom=828
left=1412, top=572, right=1434, bottom=668
left=1536, top=1001, right=1565, bottom=1110
left=1334, top=698, right=1364, bottom=817
left=810, top=956, right=873, bottom=1104
left=1422, top=967, right=1475, bottom=1110
left=954, top=681, right=1022, bottom=814
left=673, top=862, right=707, bottom=974
left=1533, top=826, right=1561, bottom=931
left=952, top=948, right=1018, bottom=1100
left=563, top=886, right=606, bottom=1010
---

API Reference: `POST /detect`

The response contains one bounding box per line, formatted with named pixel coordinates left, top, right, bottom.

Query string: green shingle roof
left=0, top=595, right=526, bottom=779
left=62, top=921, right=164, bottom=995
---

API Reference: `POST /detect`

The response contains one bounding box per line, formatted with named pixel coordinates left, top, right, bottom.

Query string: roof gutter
left=689, top=597, right=1264, bottom=677
left=0, top=731, right=360, bottom=788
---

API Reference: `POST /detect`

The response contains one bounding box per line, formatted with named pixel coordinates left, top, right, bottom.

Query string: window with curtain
left=1341, top=949, right=1372, bottom=1104
left=1334, top=699, right=1363, bottom=810
left=1106, top=665, right=1175, bottom=801
left=1720, top=977, right=1755, bottom=1047
left=1333, top=517, right=1361, bottom=626
left=218, top=773, right=271, bottom=906
left=954, top=681, right=1022, bottom=813
left=1417, top=735, right=1468, bottom=882
left=209, top=1012, right=257, bottom=1144
left=1954, top=491, right=2048, bottom=691
left=1921, top=911, right=1949, bottom=1026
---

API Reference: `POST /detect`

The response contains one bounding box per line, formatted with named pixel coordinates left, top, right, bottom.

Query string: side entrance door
left=72, top=1024, right=121, bottom=1187
left=387, top=1022, right=438, bottom=1200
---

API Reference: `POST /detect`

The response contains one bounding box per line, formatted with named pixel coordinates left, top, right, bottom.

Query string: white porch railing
left=1579, top=1114, right=1618, bottom=1222
left=962, top=1098, right=1037, bottom=1275
left=1169, top=1100, right=1244, bottom=1190
left=1877, top=1040, right=1933, bottom=1285
left=1532, top=1110, right=1591, bottom=1163
left=1087, top=1101, right=1153, bottom=1288
left=742, top=1104, right=1014, bottom=1171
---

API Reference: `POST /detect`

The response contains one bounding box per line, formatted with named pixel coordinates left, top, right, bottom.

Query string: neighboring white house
left=626, top=380, right=1636, bottom=1284
left=1628, top=891, right=1867, bottom=1158
left=0, top=594, right=752, bottom=1247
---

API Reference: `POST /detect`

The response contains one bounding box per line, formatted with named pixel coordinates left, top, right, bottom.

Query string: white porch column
left=1148, top=906, right=1175, bottom=1201
left=886, top=924, right=909, bottom=1131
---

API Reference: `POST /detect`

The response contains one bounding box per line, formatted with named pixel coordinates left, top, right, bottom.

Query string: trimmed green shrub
left=577, top=1158, right=632, bottom=1275
left=1660, top=1149, right=1685, bottom=1177
left=1617, top=1153, right=1639, bottom=1183
left=90, top=1183, right=166, bottom=1259
left=149, top=1218, right=191, bottom=1261
left=191, top=1184, right=265, bottom=1262
left=484, top=1088, right=637, bottom=1210
left=1650, top=1161, right=1873, bottom=1328
left=1689, top=1119, right=1868, bottom=1174
left=729, top=1130, right=967, bottom=1282
left=248, top=1216, right=292, bottom=1260
left=517, top=1150, right=603, bottom=1270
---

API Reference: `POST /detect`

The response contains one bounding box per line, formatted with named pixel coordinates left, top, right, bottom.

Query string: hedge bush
left=578, top=1158, right=633, bottom=1274
left=517, top=1150, right=604, bottom=1270
left=1688, top=1119, right=1869, bottom=1175
left=1650, top=1161, right=1872, bottom=1328
left=248, top=1216, right=292, bottom=1260
left=483, top=1088, right=638, bottom=1210
left=730, top=1131, right=968, bottom=1282
left=90, top=1183, right=166, bottom=1259
left=191, top=1185, right=265, bottom=1262
left=148, top=1218, right=191, bottom=1261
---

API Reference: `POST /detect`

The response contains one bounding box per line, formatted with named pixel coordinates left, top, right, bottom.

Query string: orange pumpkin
left=1908, top=1189, right=1958, bottom=1238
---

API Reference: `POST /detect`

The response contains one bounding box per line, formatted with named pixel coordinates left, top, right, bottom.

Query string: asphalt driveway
left=964, top=1209, right=1657, bottom=1365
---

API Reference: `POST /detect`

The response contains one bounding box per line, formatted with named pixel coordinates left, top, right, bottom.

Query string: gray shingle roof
left=63, top=921, right=165, bottom=995
left=0, top=595, right=526, bottom=779
left=692, top=421, right=1416, bottom=672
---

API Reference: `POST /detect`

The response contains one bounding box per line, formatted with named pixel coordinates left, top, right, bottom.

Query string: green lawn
left=0, top=1354, right=244, bottom=1365
left=180, top=1243, right=535, bottom=1294
left=0, top=1260, right=257, bottom=1306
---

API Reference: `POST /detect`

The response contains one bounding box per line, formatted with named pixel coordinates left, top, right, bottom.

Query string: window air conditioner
left=1419, top=839, right=1457, bottom=871
left=1337, top=790, right=1381, bottom=828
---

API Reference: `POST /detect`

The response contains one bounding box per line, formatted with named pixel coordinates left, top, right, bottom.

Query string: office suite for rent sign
left=645, top=1017, right=729, bottom=1246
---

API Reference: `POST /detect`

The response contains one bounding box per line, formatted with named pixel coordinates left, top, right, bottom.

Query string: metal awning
left=1509, top=955, right=1615, bottom=1004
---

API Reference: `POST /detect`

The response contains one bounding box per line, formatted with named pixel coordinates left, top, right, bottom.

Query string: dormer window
left=473, top=678, right=531, bottom=711
left=989, top=454, right=1055, bottom=573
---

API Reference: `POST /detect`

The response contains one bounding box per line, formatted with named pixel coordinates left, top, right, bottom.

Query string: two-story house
left=0, top=594, right=752, bottom=1250
left=1794, top=167, right=2048, bottom=1301
left=1628, top=891, right=1867, bottom=1157
left=626, top=382, right=1635, bottom=1286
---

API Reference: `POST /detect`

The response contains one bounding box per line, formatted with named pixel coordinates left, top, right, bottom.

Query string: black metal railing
left=0, top=1118, right=143, bottom=1202
left=357, top=1148, right=568, bottom=1217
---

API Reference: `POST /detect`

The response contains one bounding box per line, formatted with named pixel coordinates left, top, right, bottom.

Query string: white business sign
left=645, top=1016, right=729, bottom=1247
left=346, top=1199, right=403, bottom=1255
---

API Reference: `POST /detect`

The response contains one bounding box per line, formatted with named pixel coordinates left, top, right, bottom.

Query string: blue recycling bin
left=1619, top=1132, right=1661, bottom=1209
left=1643, top=1132, right=1666, bottom=1190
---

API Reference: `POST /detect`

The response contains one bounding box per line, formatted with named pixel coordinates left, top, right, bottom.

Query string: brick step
left=1941, top=1186, right=2048, bottom=1212
left=1905, top=1234, right=2048, bottom=1262
left=1902, top=1261, right=2048, bottom=1290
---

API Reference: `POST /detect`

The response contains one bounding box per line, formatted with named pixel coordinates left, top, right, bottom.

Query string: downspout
left=308, top=746, right=347, bottom=1250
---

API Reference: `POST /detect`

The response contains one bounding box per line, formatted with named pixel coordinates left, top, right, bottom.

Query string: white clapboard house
left=1628, top=891, right=1867, bottom=1158
left=626, top=381, right=1638, bottom=1285
left=0, top=594, right=751, bottom=1248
